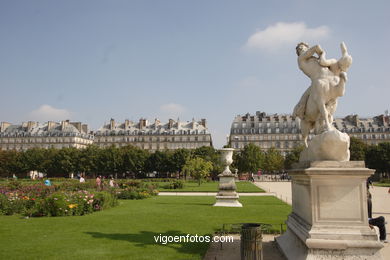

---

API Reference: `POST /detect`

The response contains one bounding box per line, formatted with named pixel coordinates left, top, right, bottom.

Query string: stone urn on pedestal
left=213, top=148, right=242, bottom=207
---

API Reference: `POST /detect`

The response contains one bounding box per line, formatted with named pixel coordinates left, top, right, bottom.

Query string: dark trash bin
left=241, top=223, right=263, bottom=260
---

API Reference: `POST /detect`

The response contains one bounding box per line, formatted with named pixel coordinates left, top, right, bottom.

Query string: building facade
left=0, top=120, right=94, bottom=150
left=229, top=111, right=390, bottom=155
left=94, top=118, right=212, bottom=151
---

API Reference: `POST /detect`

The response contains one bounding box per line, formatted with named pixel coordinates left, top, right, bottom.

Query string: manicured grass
left=373, top=182, right=390, bottom=187
left=158, top=181, right=265, bottom=192
left=0, top=196, right=290, bottom=260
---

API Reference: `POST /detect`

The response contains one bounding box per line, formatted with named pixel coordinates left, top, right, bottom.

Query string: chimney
left=168, top=119, right=174, bottom=129
left=48, top=121, right=56, bottom=131
left=374, top=115, right=385, bottom=126
left=139, top=118, right=147, bottom=129
left=61, top=120, right=70, bottom=130
left=70, top=122, right=82, bottom=132
left=154, top=118, right=160, bottom=129
left=0, top=122, right=11, bottom=132
left=192, top=118, right=196, bottom=129
left=27, top=121, right=36, bottom=132
left=110, top=118, right=115, bottom=130
left=82, top=124, right=88, bottom=134
left=200, top=119, right=207, bottom=128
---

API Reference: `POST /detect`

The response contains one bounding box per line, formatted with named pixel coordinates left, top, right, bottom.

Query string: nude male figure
left=293, top=42, right=352, bottom=147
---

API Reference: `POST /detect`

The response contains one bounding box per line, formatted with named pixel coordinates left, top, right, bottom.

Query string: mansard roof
left=95, top=118, right=209, bottom=136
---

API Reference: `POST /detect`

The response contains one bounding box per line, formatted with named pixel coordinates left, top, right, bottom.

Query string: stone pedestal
left=276, top=161, right=383, bottom=260
left=213, top=174, right=242, bottom=207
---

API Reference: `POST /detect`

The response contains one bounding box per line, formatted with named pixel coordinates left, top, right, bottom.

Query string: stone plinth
left=214, top=174, right=242, bottom=207
left=276, top=161, right=383, bottom=260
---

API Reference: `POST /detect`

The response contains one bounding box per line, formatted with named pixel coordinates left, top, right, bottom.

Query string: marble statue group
left=293, top=42, right=353, bottom=161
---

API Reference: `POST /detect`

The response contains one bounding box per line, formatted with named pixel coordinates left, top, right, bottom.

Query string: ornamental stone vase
left=213, top=148, right=242, bottom=207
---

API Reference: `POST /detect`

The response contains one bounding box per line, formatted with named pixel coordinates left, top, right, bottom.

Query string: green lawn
left=158, top=181, right=265, bottom=192
left=373, top=182, right=390, bottom=187
left=0, top=196, right=290, bottom=260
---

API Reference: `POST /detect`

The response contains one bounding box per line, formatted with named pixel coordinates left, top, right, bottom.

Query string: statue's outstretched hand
left=340, top=72, right=348, bottom=81
left=340, top=42, right=348, bottom=56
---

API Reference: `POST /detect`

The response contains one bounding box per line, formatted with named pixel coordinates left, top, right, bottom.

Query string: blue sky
left=1, top=0, right=389, bottom=148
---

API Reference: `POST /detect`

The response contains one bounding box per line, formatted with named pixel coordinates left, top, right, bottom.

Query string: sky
left=1, top=0, right=389, bottom=148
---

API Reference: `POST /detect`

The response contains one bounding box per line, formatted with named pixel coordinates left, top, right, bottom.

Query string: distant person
left=44, top=179, right=51, bottom=186
left=96, top=176, right=102, bottom=190
left=367, top=183, right=388, bottom=243
left=79, top=174, right=85, bottom=183
left=250, top=172, right=255, bottom=182
left=109, top=177, right=115, bottom=188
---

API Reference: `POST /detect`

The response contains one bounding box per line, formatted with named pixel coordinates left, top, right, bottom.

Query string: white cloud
left=244, top=22, right=330, bottom=52
left=28, top=104, right=72, bottom=122
left=159, top=103, right=186, bottom=119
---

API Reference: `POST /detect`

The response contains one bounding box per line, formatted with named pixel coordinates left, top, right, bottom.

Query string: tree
left=145, top=150, right=171, bottom=177
left=193, top=146, right=221, bottom=179
left=234, top=143, right=264, bottom=173
left=77, top=145, right=101, bottom=177
left=170, top=148, right=191, bottom=176
left=349, top=137, right=367, bottom=161
left=96, top=146, right=123, bottom=176
left=0, top=150, right=24, bottom=177
left=284, top=145, right=304, bottom=169
left=264, top=148, right=284, bottom=172
left=366, top=142, right=390, bottom=177
left=121, top=145, right=149, bottom=177
left=182, top=157, right=213, bottom=186
left=51, top=147, right=79, bottom=177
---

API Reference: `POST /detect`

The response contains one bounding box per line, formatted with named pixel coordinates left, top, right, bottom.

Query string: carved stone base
left=213, top=175, right=242, bottom=207
left=214, top=195, right=243, bottom=207
left=300, top=129, right=350, bottom=162
left=276, top=161, right=383, bottom=260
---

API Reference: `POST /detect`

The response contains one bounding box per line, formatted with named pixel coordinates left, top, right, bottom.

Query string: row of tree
left=349, top=137, right=390, bottom=177
left=0, top=145, right=222, bottom=179
left=0, top=138, right=388, bottom=179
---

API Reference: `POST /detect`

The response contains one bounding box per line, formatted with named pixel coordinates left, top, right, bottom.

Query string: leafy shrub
left=56, top=181, right=95, bottom=192
left=7, top=180, right=23, bottom=190
left=93, top=191, right=117, bottom=210
left=163, top=180, right=184, bottom=189
left=116, top=187, right=158, bottom=200
left=117, top=180, right=143, bottom=189
left=44, top=192, right=69, bottom=216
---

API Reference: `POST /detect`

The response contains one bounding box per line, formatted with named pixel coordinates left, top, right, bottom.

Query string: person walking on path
left=96, top=175, right=102, bottom=191
left=367, top=182, right=388, bottom=243
left=80, top=174, right=85, bottom=183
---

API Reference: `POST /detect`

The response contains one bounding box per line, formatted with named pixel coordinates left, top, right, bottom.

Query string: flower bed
left=116, top=180, right=159, bottom=199
left=0, top=183, right=117, bottom=217
left=0, top=178, right=162, bottom=217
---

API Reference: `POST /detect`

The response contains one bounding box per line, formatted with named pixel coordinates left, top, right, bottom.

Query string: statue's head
left=338, top=54, right=352, bottom=72
left=296, top=42, right=309, bottom=56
